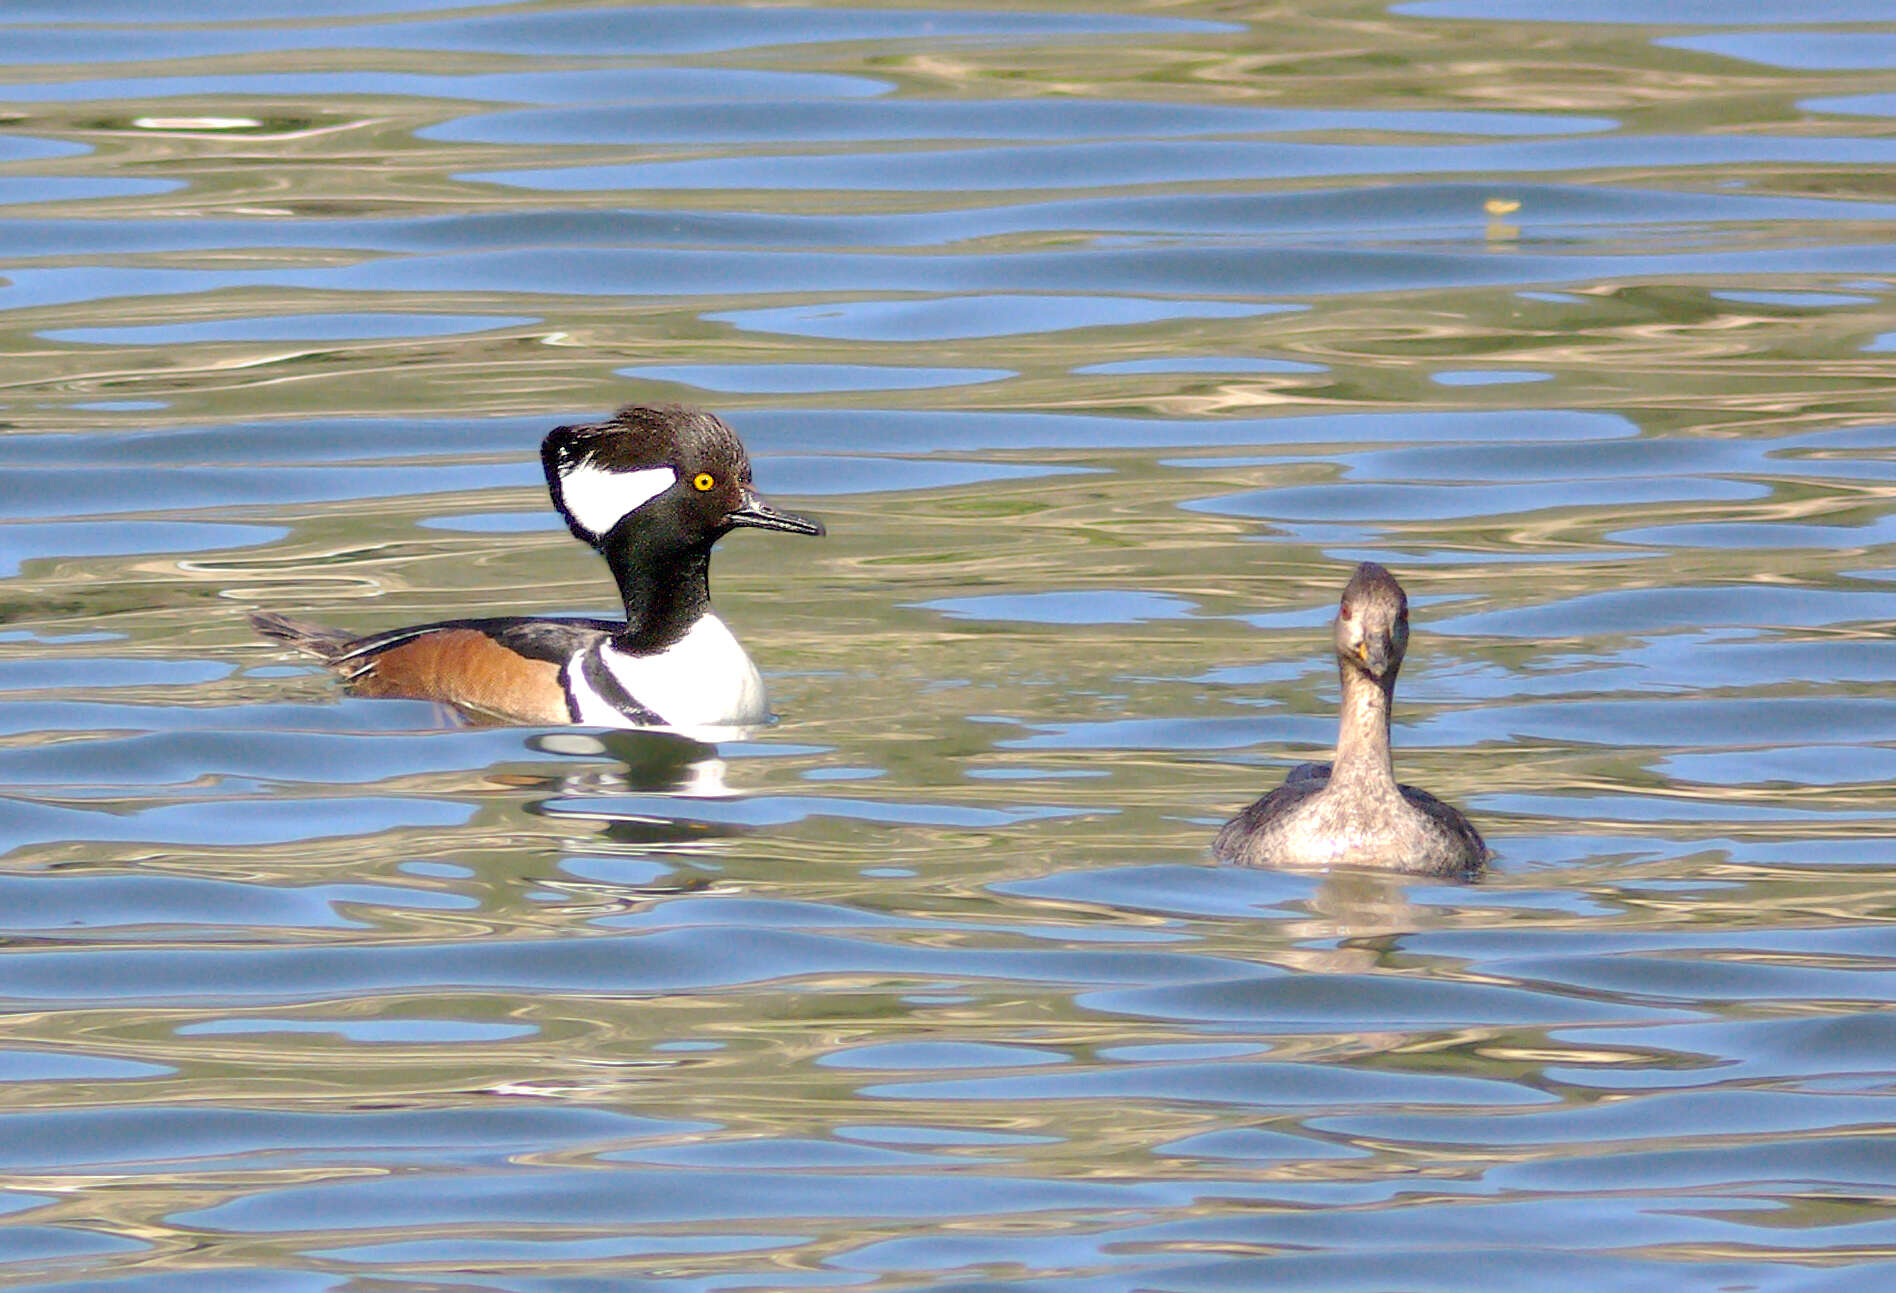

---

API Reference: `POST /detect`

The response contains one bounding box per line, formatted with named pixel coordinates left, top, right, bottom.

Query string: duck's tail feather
left=250, top=610, right=355, bottom=663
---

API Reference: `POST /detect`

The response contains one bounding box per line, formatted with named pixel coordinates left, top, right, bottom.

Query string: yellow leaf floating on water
left=1484, top=196, right=1521, bottom=243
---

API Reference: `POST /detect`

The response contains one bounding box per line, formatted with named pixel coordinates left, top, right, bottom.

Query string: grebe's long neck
left=1330, top=661, right=1397, bottom=791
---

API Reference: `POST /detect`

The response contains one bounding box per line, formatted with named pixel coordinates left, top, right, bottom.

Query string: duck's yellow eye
left=692, top=472, right=716, bottom=492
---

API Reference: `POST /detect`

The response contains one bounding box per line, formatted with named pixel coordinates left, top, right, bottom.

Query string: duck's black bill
left=728, top=488, right=825, bottom=537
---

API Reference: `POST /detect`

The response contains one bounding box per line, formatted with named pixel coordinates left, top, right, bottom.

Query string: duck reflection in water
left=514, top=728, right=756, bottom=853
left=1215, top=562, right=1488, bottom=878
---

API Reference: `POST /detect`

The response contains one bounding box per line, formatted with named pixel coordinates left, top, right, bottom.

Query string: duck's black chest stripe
left=566, top=648, right=664, bottom=725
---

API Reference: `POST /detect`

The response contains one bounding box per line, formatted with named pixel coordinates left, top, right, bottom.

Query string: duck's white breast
left=567, top=614, right=767, bottom=730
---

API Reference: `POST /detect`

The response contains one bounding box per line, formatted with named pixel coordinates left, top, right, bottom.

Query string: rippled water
left=5, top=1, right=1896, bottom=1287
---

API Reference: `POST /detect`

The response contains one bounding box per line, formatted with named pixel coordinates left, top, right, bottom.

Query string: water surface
left=4, top=1, right=1896, bottom=1288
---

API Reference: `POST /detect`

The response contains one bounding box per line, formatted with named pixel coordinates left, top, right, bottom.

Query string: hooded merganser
left=1213, top=562, right=1488, bottom=876
left=251, top=404, right=824, bottom=731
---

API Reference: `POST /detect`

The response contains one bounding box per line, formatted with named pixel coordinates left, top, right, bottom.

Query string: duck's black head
left=1334, top=561, right=1409, bottom=683
left=541, top=404, right=824, bottom=553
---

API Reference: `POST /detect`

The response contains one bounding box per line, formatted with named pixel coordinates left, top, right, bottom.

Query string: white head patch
left=556, top=463, right=676, bottom=539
